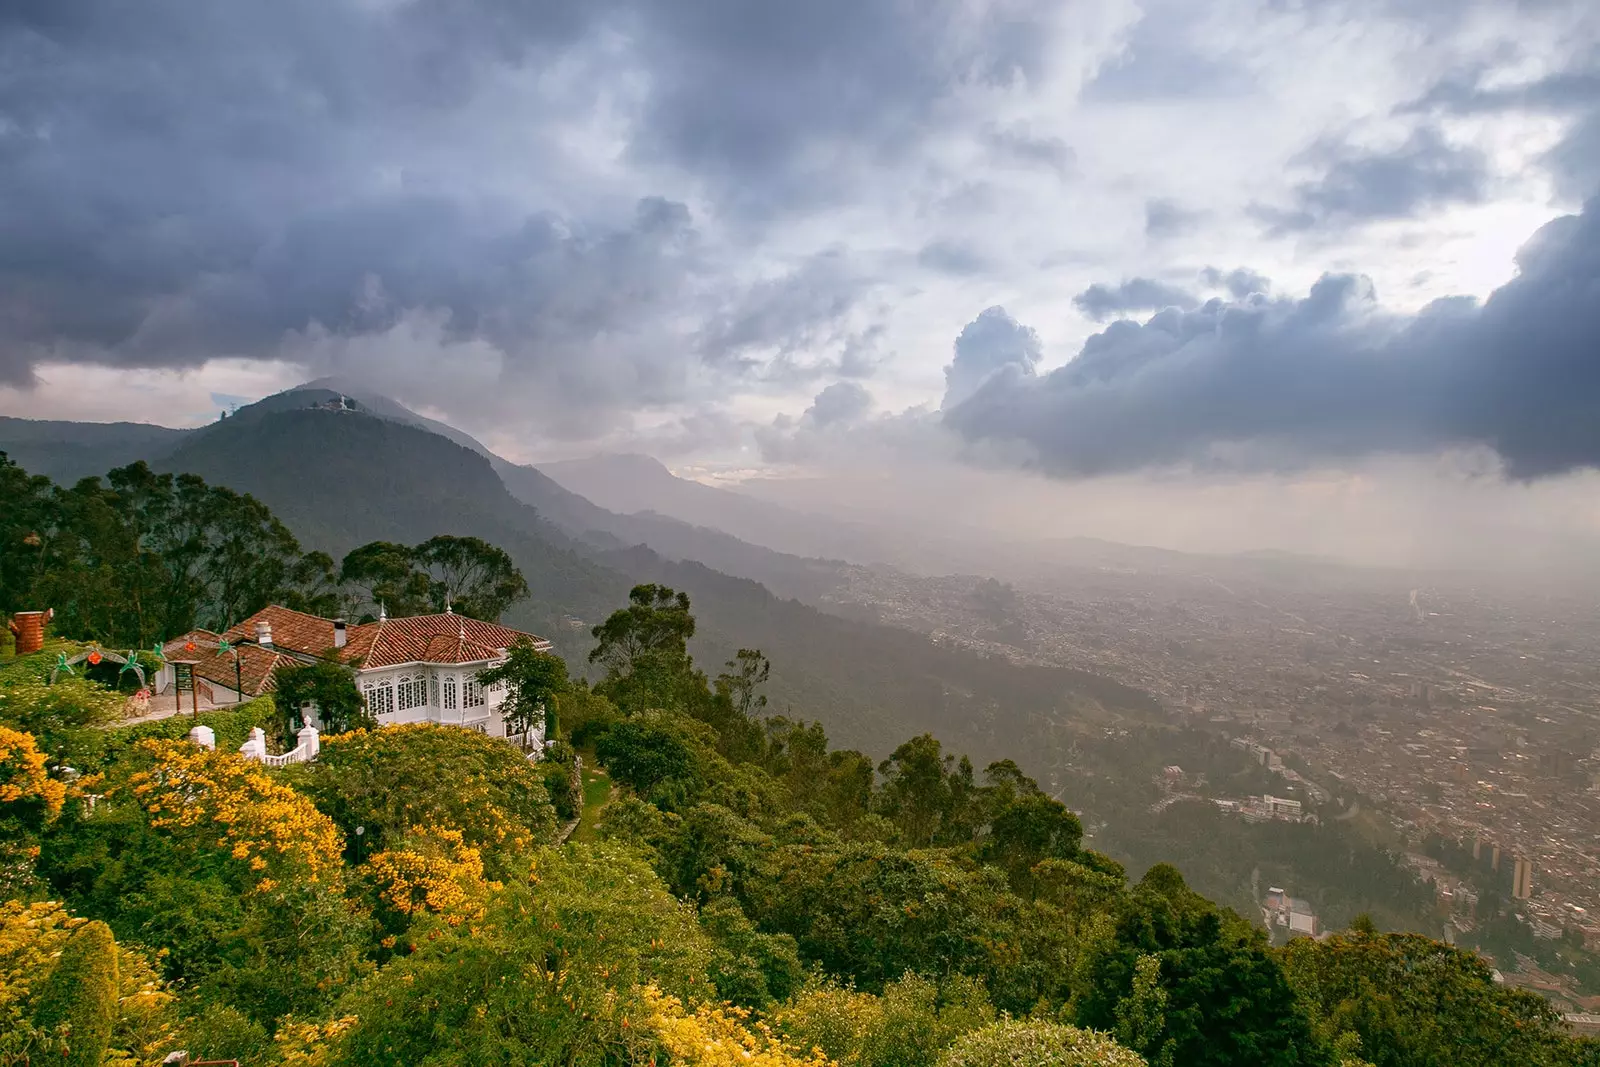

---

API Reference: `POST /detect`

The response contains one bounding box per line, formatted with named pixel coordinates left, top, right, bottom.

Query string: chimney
left=256, top=619, right=274, bottom=647
left=333, top=618, right=347, bottom=648
left=7, top=609, right=50, bottom=656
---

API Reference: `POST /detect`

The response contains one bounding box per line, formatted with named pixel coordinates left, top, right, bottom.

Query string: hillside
left=0, top=415, right=190, bottom=484
left=540, top=452, right=900, bottom=564
left=155, top=406, right=1159, bottom=755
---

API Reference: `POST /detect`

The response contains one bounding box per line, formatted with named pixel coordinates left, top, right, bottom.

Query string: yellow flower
left=0, top=726, right=65, bottom=817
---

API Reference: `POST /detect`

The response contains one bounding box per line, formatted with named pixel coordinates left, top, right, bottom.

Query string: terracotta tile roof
left=163, top=629, right=292, bottom=696
left=223, top=605, right=338, bottom=658
left=340, top=612, right=550, bottom=670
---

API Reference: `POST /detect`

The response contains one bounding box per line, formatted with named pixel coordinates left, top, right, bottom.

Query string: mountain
left=276, top=384, right=858, bottom=605
left=147, top=402, right=1158, bottom=755
left=539, top=453, right=902, bottom=565
left=0, top=416, right=190, bottom=484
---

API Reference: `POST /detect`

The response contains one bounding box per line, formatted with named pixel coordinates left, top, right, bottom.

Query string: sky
left=3, top=0, right=1600, bottom=568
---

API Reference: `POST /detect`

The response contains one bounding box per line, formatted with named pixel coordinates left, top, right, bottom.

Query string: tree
left=1115, top=955, right=1175, bottom=1067
left=298, top=722, right=557, bottom=876
left=596, top=712, right=704, bottom=805
left=413, top=534, right=528, bottom=620
left=1281, top=926, right=1594, bottom=1067
left=339, top=541, right=432, bottom=619
left=273, top=660, right=372, bottom=734
left=702, top=649, right=771, bottom=762
left=0, top=453, right=53, bottom=620
left=589, top=584, right=700, bottom=715
left=283, top=550, right=342, bottom=618
left=715, top=649, right=770, bottom=719
left=324, top=844, right=714, bottom=1067
left=940, top=1020, right=1147, bottom=1067
left=979, top=792, right=1084, bottom=897
left=28, top=920, right=120, bottom=1067
left=1073, top=864, right=1332, bottom=1067
left=477, top=641, right=570, bottom=749
left=876, top=734, right=956, bottom=847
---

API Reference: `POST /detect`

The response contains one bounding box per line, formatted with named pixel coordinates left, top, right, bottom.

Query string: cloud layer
left=945, top=197, right=1600, bottom=478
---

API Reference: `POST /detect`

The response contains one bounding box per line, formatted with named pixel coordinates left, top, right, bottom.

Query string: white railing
left=232, top=725, right=320, bottom=766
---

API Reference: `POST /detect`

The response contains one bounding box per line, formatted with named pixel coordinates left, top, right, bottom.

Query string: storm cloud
left=945, top=198, right=1600, bottom=479
left=0, top=0, right=1063, bottom=406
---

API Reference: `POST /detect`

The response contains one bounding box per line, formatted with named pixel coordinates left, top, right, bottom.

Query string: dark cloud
left=1199, top=267, right=1271, bottom=300
left=942, top=307, right=1041, bottom=411
left=0, top=0, right=1045, bottom=403
left=945, top=198, right=1600, bottom=479
left=1145, top=199, right=1204, bottom=239
left=623, top=1, right=1060, bottom=214
left=1073, top=278, right=1198, bottom=322
left=1252, top=128, right=1490, bottom=233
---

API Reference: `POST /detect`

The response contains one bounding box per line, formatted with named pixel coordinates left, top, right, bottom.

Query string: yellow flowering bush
left=125, top=740, right=344, bottom=891
left=644, top=986, right=833, bottom=1067
left=273, top=1015, right=361, bottom=1066
left=0, top=726, right=65, bottom=817
left=306, top=723, right=556, bottom=877
left=0, top=900, right=176, bottom=1067
left=364, top=825, right=497, bottom=928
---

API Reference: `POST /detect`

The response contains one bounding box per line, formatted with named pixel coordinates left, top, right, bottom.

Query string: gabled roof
left=223, top=605, right=338, bottom=658
left=163, top=629, right=293, bottom=696
left=340, top=612, right=550, bottom=670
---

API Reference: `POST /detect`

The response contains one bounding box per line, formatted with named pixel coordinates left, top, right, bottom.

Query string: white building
left=162, top=604, right=552, bottom=746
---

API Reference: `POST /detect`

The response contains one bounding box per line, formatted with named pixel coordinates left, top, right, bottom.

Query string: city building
left=1514, top=855, right=1536, bottom=900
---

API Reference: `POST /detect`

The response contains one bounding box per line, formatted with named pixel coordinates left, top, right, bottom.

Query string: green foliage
left=776, top=974, right=997, bottom=1067
left=0, top=645, right=125, bottom=764
left=1072, top=864, right=1332, bottom=1067
left=29, top=919, right=119, bottom=1067
left=296, top=722, right=557, bottom=875
left=176, top=1002, right=274, bottom=1066
left=556, top=680, right=621, bottom=747
left=273, top=659, right=372, bottom=734
left=338, top=540, right=432, bottom=618
left=700, top=896, right=805, bottom=1008
left=478, top=639, right=570, bottom=745
left=1281, top=926, right=1595, bottom=1067
left=325, top=843, right=713, bottom=1067
left=940, top=1019, right=1147, bottom=1067
left=4, top=459, right=332, bottom=647
left=590, top=583, right=702, bottom=715
left=596, top=711, right=709, bottom=805
left=541, top=739, right=580, bottom=822
left=413, top=533, right=530, bottom=620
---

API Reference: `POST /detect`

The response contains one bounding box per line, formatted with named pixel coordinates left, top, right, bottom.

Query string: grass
left=571, top=751, right=614, bottom=844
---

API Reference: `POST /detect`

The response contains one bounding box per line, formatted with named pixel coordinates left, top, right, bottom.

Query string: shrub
left=940, top=1020, right=1146, bottom=1067
left=29, top=920, right=120, bottom=1067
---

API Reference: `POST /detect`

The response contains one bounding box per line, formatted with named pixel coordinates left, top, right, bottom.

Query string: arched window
left=463, top=673, right=486, bottom=709
left=396, top=673, right=425, bottom=711
left=429, top=672, right=440, bottom=707
left=443, top=675, right=458, bottom=711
